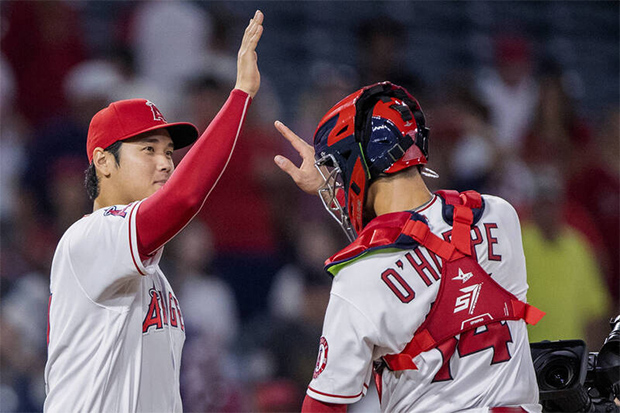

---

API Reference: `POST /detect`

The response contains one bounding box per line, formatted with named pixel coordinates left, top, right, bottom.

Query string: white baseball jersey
left=44, top=200, right=186, bottom=413
left=307, top=194, right=541, bottom=412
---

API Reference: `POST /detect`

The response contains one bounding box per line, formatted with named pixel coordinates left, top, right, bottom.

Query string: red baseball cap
left=86, top=99, right=199, bottom=163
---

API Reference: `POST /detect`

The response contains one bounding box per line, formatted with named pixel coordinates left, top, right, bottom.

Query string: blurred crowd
left=0, top=1, right=618, bottom=412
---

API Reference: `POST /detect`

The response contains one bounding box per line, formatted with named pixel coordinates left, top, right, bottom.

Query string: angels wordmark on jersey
left=307, top=193, right=542, bottom=412
left=143, top=285, right=185, bottom=333
left=45, top=201, right=186, bottom=413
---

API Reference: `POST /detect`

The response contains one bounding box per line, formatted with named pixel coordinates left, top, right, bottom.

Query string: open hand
left=273, top=121, right=325, bottom=195
left=234, top=10, right=263, bottom=98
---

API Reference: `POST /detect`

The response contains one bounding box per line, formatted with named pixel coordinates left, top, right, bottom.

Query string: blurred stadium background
left=1, top=1, right=618, bottom=412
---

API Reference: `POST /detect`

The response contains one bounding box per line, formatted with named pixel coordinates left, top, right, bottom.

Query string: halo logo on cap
left=146, top=100, right=166, bottom=122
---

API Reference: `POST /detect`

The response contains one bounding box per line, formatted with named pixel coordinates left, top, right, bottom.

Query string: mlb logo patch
left=104, top=205, right=130, bottom=218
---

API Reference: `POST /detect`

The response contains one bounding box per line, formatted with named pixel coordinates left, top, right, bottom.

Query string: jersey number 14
left=432, top=321, right=513, bottom=382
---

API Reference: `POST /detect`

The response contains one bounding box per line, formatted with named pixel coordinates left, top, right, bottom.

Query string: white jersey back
left=307, top=194, right=541, bottom=412
left=44, top=201, right=186, bottom=413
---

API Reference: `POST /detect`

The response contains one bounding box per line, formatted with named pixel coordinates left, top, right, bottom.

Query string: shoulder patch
left=313, top=336, right=329, bottom=379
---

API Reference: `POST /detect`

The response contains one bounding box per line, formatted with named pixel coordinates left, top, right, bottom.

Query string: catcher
left=274, top=81, right=544, bottom=412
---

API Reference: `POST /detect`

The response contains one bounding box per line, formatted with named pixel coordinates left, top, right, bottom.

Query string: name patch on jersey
left=380, top=223, right=504, bottom=304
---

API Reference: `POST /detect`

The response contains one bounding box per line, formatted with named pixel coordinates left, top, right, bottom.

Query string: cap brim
left=165, top=122, right=200, bottom=150
left=121, top=122, right=199, bottom=150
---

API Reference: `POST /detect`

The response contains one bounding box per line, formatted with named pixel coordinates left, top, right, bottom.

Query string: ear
left=92, top=148, right=115, bottom=178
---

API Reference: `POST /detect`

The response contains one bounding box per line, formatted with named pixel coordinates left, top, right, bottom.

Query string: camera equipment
left=530, top=316, right=620, bottom=412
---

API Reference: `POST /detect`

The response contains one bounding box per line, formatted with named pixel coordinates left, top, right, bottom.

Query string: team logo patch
left=146, top=100, right=166, bottom=122
left=313, top=336, right=329, bottom=379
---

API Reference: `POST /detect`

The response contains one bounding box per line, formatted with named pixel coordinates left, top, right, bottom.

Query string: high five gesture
left=235, top=10, right=263, bottom=98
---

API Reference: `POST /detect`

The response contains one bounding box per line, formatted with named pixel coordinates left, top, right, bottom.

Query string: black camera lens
left=544, top=361, right=574, bottom=389
left=535, top=351, right=582, bottom=391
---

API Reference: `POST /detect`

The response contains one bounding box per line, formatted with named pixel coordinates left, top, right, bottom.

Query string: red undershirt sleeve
left=301, top=395, right=348, bottom=413
left=135, top=89, right=251, bottom=258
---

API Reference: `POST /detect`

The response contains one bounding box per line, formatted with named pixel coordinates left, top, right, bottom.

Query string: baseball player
left=44, top=10, right=263, bottom=413
left=274, top=82, right=544, bottom=412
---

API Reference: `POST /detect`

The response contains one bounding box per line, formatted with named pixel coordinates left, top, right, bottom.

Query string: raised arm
left=136, top=10, right=264, bottom=258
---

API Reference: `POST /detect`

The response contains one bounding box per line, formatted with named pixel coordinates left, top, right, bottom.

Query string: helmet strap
left=348, top=157, right=368, bottom=235
left=367, top=134, right=415, bottom=177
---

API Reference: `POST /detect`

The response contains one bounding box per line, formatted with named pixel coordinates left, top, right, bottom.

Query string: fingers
left=273, top=155, right=299, bottom=179
left=274, top=121, right=314, bottom=159
left=248, top=25, right=263, bottom=50
left=273, top=154, right=322, bottom=195
left=273, top=121, right=325, bottom=195
left=242, top=10, right=263, bottom=50
left=245, top=10, right=263, bottom=33
left=245, top=9, right=263, bottom=32
left=235, top=10, right=263, bottom=97
left=253, top=9, right=264, bottom=25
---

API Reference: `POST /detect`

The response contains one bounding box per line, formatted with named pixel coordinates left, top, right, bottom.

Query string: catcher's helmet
left=313, top=81, right=434, bottom=241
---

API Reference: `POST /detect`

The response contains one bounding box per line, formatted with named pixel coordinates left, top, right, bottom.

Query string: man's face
left=110, top=129, right=175, bottom=204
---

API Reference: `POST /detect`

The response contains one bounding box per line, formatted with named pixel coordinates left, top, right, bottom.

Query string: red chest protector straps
left=382, top=190, right=545, bottom=371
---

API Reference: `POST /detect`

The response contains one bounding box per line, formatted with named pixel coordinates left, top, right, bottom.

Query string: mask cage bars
left=315, top=152, right=356, bottom=242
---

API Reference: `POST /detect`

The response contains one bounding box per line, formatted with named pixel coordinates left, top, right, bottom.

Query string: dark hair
left=84, top=141, right=123, bottom=201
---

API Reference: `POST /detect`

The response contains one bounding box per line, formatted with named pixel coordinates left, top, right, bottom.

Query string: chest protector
left=326, top=190, right=545, bottom=371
